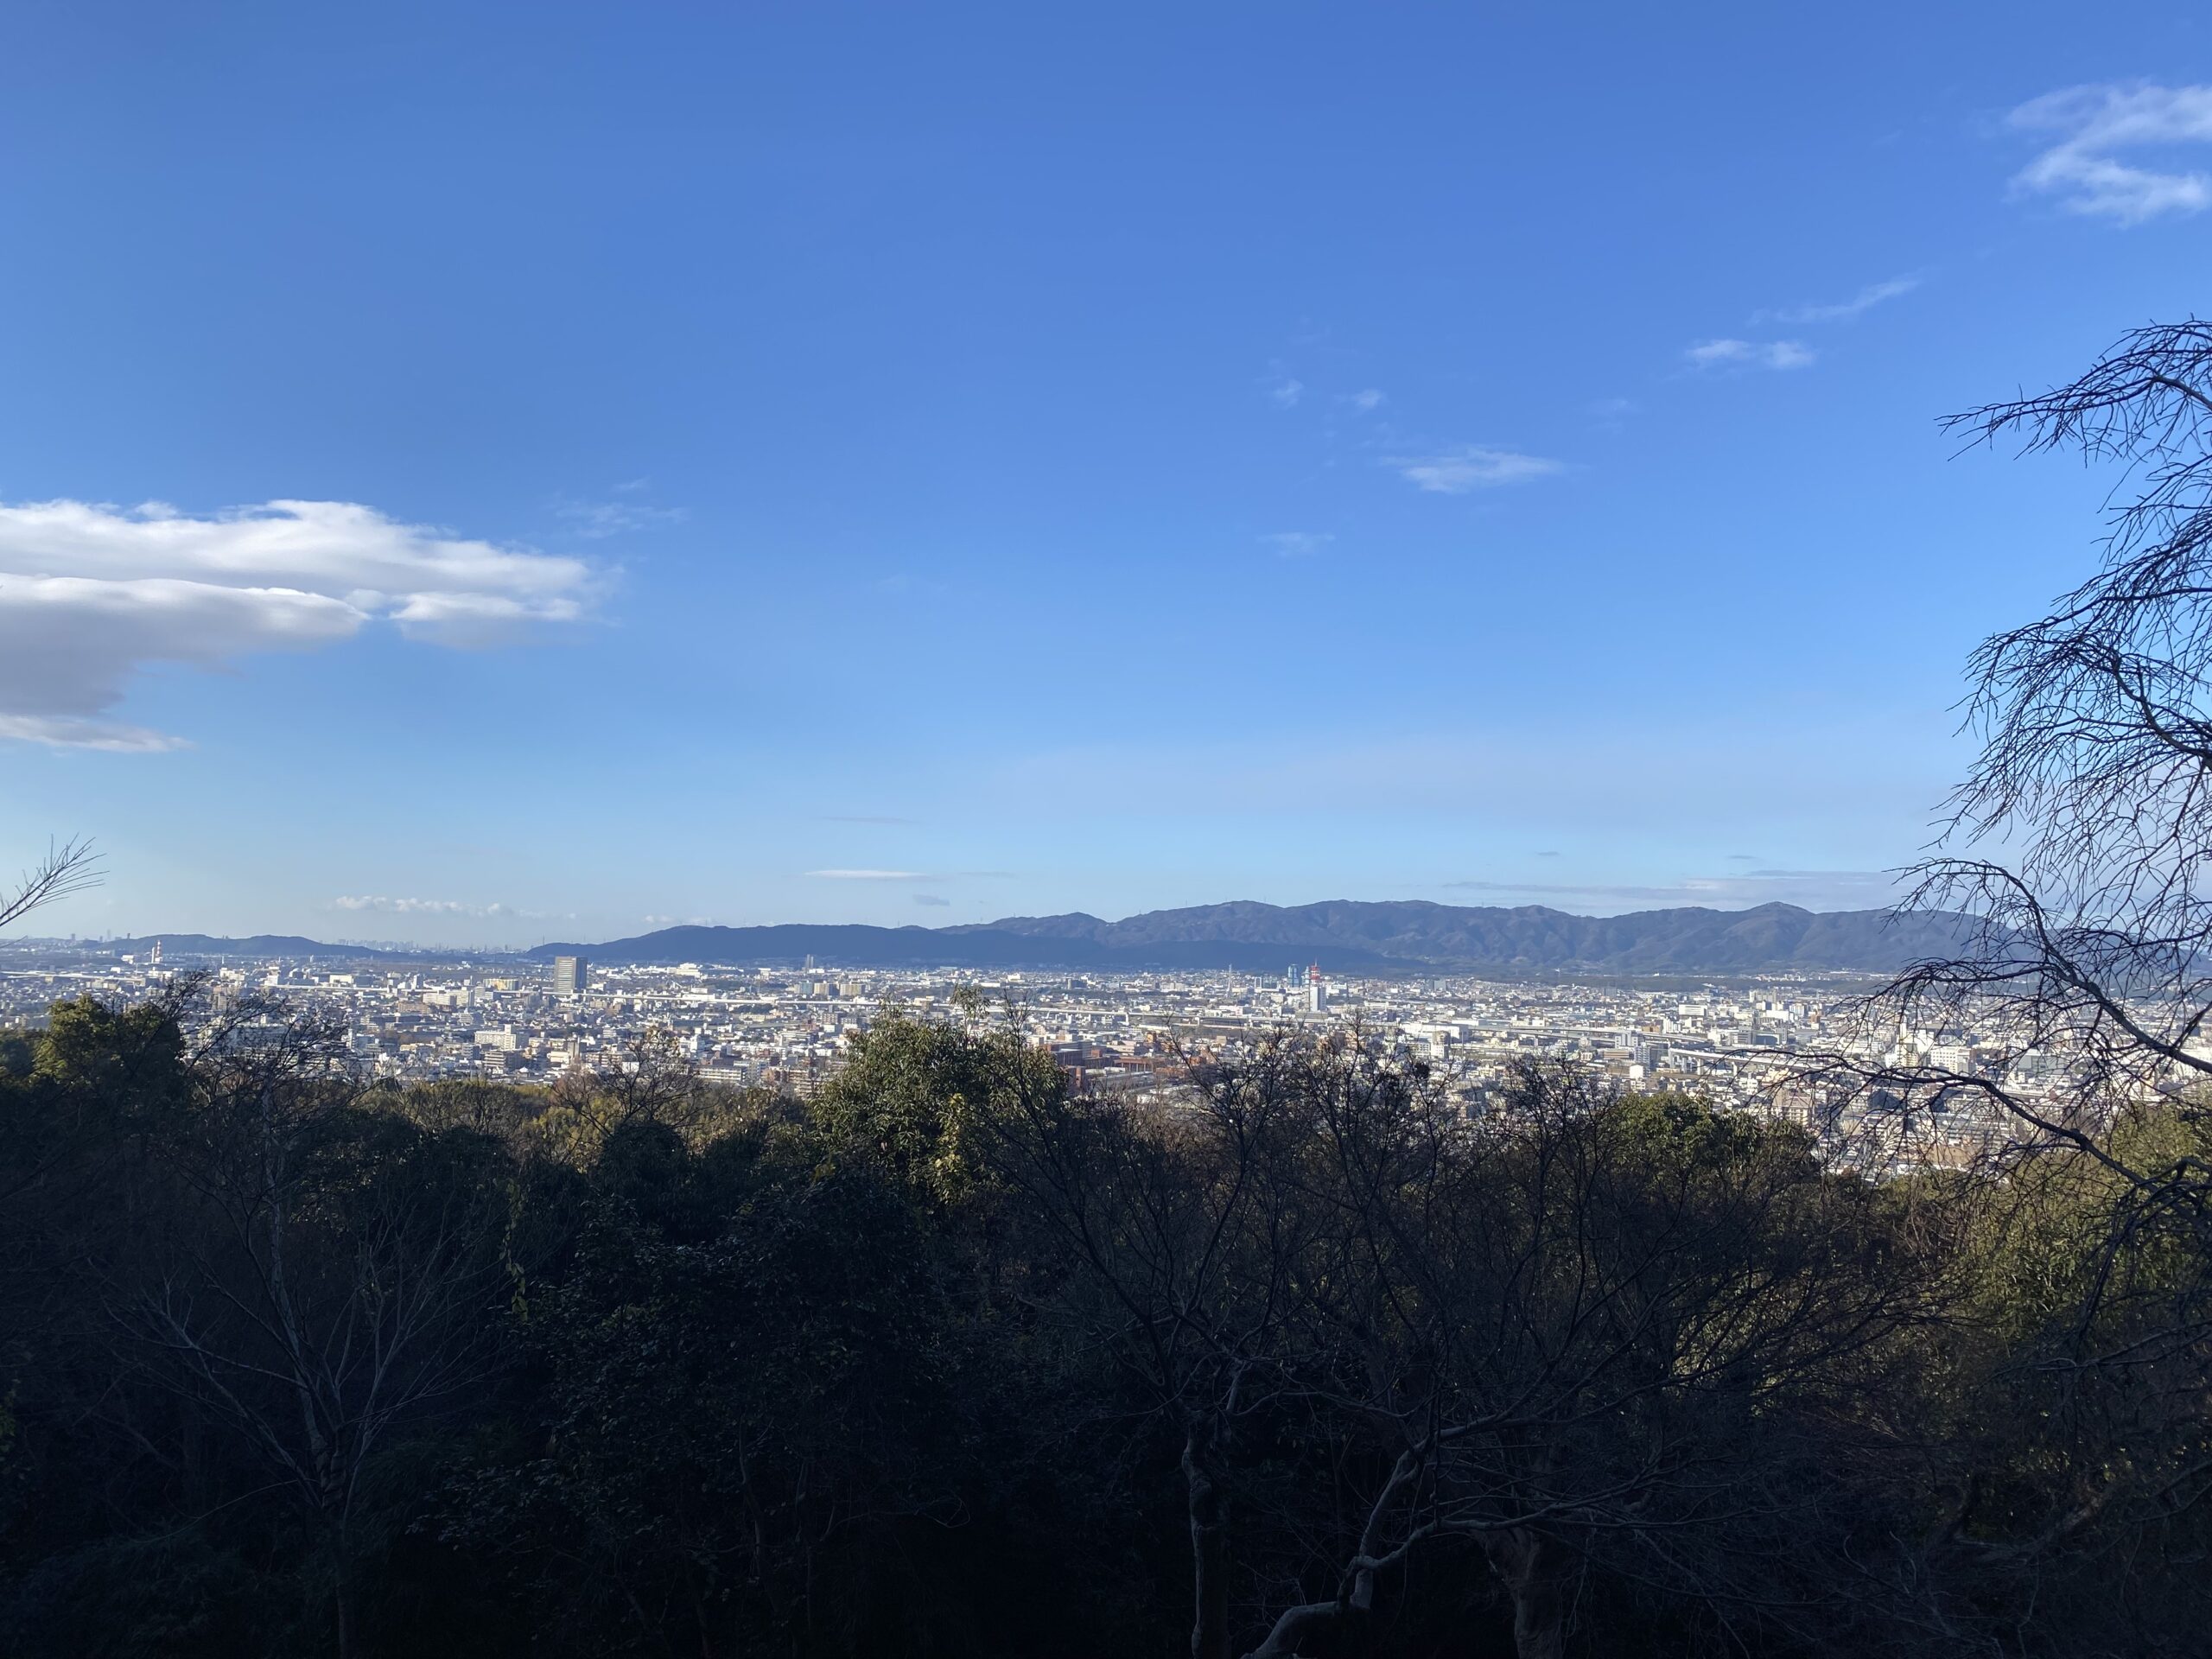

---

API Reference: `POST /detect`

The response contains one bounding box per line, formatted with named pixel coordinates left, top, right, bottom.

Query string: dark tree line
left=3, top=988, right=2205, bottom=1658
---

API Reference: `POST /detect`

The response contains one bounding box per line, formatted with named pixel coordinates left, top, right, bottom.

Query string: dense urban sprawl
left=3, top=935, right=2098, bottom=1172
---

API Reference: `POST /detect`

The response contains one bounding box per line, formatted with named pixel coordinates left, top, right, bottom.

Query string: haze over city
left=6, top=4, right=2208, bottom=944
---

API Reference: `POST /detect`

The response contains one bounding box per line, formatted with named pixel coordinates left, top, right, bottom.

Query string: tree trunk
left=1183, top=1422, right=1232, bottom=1659
left=1485, top=1529, right=1568, bottom=1659
left=334, top=1572, right=355, bottom=1659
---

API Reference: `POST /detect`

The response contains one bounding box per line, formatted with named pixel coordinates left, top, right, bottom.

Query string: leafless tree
left=0, top=835, right=100, bottom=932
left=1809, top=321, right=2212, bottom=1615
left=1877, top=322, right=2212, bottom=1118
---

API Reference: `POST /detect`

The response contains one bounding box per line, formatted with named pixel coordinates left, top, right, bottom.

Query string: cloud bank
left=0, top=499, right=596, bottom=749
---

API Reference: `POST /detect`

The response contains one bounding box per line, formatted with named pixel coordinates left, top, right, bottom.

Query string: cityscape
left=2, top=930, right=2039, bottom=1169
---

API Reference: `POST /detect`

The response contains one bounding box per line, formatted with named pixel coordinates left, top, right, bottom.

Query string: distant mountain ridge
left=529, top=900, right=1974, bottom=976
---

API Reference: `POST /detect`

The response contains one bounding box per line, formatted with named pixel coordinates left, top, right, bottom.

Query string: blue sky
left=3, top=2, right=2209, bottom=945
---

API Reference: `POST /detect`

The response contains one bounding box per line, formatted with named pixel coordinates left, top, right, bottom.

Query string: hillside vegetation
left=3, top=988, right=2202, bottom=1659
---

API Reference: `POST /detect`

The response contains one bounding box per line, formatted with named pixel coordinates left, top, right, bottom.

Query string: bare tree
left=0, top=835, right=100, bottom=932
left=1815, top=322, right=2212, bottom=1611
left=1879, top=322, right=2212, bottom=1117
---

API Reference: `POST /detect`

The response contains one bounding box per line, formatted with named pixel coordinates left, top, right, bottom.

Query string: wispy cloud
left=1347, top=388, right=1386, bottom=412
left=1685, top=339, right=1815, bottom=372
left=0, top=499, right=598, bottom=750
left=912, top=893, right=951, bottom=907
left=805, top=868, right=1014, bottom=881
left=2009, top=82, right=2212, bottom=223
left=1267, top=375, right=1306, bottom=409
left=1755, top=275, right=1920, bottom=325
left=1388, top=447, right=1566, bottom=494
left=1262, top=531, right=1334, bottom=557
left=553, top=494, right=687, bottom=538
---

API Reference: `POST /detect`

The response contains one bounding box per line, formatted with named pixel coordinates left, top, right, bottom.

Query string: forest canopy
left=2, top=987, right=2203, bottom=1659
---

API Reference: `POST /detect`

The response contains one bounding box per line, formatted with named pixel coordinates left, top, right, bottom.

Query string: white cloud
left=1348, top=388, right=1386, bottom=412
left=333, top=895, right=525, bottom=918
left=2009, top=82, right=2212, bottom=223
left=0, top=499, right=596, bottom=749
left=1757, top=276, right=1920, bottom=324
left=912, top=893, right=951, bottom=906
left=1685, top=339, right=1815, bottom=372
left=1262, top=531, right=1334, bottom=557
left=1268, top=376, right=1305, bottom=408
left=1388, top=447, right=1565, bottom=494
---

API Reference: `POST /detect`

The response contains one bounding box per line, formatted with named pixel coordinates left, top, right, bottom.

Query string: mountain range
left=525, top=899, right=1972, bottom=977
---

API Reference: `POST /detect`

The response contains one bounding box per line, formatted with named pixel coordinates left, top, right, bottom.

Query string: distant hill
left=529, top=900, right=1975, bottom=977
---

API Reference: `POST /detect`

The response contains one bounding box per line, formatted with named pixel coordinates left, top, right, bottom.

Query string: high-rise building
left=1307, top=963, right=1326, bottom=1014
left=552, top=955, right=588, bottom=995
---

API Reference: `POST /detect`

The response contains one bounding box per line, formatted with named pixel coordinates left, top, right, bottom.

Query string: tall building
left=552, top=955, right=588, bottom=995
left=1307, top=963, right=1326, bottom=1014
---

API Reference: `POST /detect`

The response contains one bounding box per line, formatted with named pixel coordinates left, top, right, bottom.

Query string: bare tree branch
left=0, top=835, right=101, bottom=932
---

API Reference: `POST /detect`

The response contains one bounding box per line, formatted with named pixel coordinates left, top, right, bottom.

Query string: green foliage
left=810, top=1015, right=1065, bottom=1205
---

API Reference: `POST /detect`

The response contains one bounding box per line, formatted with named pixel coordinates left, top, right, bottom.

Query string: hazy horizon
left=9, top=887, right=1955, bottom=957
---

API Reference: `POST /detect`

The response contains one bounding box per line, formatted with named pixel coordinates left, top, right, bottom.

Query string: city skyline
left=3, top=4, right=2209, bottom=943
